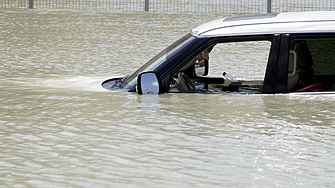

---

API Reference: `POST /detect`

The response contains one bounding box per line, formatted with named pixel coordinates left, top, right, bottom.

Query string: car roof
left=191, top=11, right=335, bottom=37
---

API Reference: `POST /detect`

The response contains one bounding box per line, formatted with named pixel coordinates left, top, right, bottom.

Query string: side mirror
left=137, top=71, right=163, bottom=94
left=194, top=59, right=209, bottom=76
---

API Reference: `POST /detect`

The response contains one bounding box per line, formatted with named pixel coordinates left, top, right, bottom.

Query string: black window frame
left=274, top=33, right=335, bottom=93
left=178, top=34, right=277, bottom=94
left=161, top=34, right=279, bottom=93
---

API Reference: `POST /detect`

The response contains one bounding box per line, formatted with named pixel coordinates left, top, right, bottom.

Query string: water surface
left=1, top=9, right=335, bottom=187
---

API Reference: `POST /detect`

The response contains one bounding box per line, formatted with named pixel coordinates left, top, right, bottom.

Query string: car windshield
left=120, top=33, right=194, bottom=89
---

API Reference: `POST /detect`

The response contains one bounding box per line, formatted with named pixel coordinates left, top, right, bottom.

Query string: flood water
left=1, top=9, right=335, bottom=187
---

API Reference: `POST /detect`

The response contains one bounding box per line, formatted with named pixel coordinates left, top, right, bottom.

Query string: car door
left=279, top=33, right=335, bottom=94
left=166, top=34, right=280, bottom=94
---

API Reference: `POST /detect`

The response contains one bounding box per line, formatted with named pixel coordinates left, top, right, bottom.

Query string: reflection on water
left=1, top=9, right=335, bottom=187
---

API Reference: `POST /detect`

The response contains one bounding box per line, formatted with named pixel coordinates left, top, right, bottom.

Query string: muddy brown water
left=1, top=9, right=335, bottom=187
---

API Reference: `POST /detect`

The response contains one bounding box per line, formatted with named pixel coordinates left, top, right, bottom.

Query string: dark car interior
left=288, top=38, right=335, bottom=92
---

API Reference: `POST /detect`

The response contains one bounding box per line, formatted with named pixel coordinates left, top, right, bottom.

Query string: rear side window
left=308, top=39, right=335, bottom=75
left=308, top=38, right=335, bottom=91
left=288, top=38, right=335, bottom=91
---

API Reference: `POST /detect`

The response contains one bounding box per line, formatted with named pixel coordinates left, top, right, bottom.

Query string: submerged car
left=102, top=11, right=335, bottom=94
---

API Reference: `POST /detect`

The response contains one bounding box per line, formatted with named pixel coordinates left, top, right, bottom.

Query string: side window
left=288, top=38, right=335, bottom=92
left=208, top=41, right=271, bottom=78
left=168, top=40, right=272, bottom=93
left=309, top=39, right=335, bottom=91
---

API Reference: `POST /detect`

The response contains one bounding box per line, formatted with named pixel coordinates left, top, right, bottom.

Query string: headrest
left=293, top=41, right=313, bottom=69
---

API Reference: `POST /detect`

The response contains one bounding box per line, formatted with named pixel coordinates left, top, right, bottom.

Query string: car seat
left=287, top=40, right=316, bottom=92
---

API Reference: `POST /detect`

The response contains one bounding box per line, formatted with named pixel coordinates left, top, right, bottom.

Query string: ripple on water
left=1, top=8, right=335, bottom=187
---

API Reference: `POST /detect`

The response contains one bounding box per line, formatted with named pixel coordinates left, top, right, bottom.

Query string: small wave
left=9, top=75, right=122, bottom=92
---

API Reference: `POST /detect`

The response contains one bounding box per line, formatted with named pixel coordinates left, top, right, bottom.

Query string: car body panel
left=192, top=12, right=335, bottom=37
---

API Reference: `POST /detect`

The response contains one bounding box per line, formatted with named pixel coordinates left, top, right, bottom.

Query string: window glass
left=169, top=40, right=271, bottom=93
left=308, top=38, right=335, bottom=91
left=209, top=41, right=271, bottom=78
left=288, top=38, right=335, bottom=92
left=307, top=39, right=335, bottom=75
left=120, top=33, right=194, bottom=89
